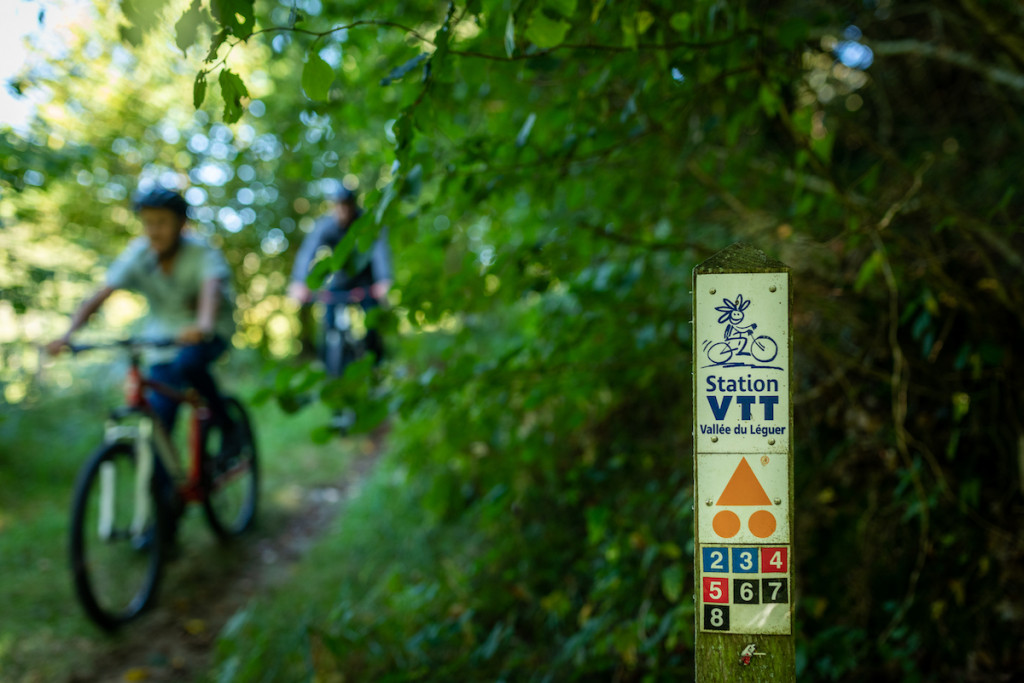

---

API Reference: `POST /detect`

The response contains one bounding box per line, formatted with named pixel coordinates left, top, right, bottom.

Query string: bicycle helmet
left=331, top=186, right=357, bottom=204
left=133, top=187, right=189, bottom=218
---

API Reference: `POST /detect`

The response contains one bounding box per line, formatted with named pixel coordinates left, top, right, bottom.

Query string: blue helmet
left=133, top=187, right=189, bottom=218
left=331, top=186, right=357, bottom=204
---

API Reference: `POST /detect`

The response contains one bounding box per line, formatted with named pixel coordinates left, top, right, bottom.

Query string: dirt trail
left=70, top=437, right=382, bottom=683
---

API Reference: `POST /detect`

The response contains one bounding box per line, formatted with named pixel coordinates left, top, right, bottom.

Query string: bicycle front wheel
left=69, top=441, right=166, bottom=630
left=203, top=397, right=259, bottom=538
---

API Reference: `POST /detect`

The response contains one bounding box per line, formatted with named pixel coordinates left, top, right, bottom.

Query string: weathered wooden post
left=692, top=243, right=795, bottom=681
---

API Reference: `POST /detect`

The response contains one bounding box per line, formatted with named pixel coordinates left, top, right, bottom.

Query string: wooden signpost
left=693, top=243, right=795, bottom=681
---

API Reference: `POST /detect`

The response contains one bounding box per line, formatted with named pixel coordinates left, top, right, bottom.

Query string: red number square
left=703, top=577, right=729, bottom=604
left=760, top=547, right=788, bottom=573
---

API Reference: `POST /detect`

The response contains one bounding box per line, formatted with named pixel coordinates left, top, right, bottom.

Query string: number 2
left=710, top=551, right=724, bottom=570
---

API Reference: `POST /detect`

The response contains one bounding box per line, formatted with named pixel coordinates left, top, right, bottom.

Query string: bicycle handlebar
left=66, top=338, right=181, bottom=354
left=310, top=289, right=371, bottom=305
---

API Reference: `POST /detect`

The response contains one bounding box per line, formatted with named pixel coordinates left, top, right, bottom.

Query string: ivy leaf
left=302, top=51, right=334, bottom=101
left=525, top=9, right=571, bottom=49
left=174, top=0, right=205, bottom=54
left=193, top=70, right=207, bottom=109
left=218, top=68, right=249, bottom=123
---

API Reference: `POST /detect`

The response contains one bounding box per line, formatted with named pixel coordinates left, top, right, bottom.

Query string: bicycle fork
left=96, top=418, right=159, bottom=542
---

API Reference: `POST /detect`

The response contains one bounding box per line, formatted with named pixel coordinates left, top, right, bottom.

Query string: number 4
left=760, top=546, right=788, bottom=573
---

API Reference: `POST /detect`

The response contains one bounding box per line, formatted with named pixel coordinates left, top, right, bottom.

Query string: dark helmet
left=331, top=186, right=357, bottom=204
left=133, top=187, right=189, bottom=218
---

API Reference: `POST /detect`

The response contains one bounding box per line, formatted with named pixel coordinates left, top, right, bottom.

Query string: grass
left=0, top=349, right=363, bottom=682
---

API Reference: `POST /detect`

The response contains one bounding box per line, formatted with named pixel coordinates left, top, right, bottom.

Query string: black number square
left=733, top=579, right=760, bottom=604
left=703, top=604, right=730, bottom=631
left=761, top=578, right=789, bottom=604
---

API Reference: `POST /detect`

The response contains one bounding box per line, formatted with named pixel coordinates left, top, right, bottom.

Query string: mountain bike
left=66, top=338, right=258, bottom=630
left=312, top=289, right=380, bottom=432
left=705, top=329, right=780, bottom=365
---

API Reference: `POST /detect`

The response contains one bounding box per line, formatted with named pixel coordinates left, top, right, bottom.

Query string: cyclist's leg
left=146, top=361, right=184, bottom=532
left=362, top=298, right=385, bottom=365
left=323, top=299, right=344, bottom=378
left=172, top=337, right=229, bottom=425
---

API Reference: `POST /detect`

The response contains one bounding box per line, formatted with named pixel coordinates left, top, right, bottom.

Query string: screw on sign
left=741, top=643, right=765, bottom=663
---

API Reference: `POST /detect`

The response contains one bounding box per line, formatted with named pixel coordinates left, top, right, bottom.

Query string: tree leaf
left=210, top=0, right=255, bottom=37
left=669, top=12, right=691, bottom=33
left=504, top=13, right=516, bottom=57
left=661, top=563, right=684, bottom=603
left=218, top=68, right=249, bottom=123
left=302, top=51, right=334, bottom=101
left=544, top=0, right=577, bottom=18
left=193, top=70, right=207, bottom=109
left=636, top=10, right=655, bottom=35
left=620, top=13, right=637, bottom=49
left=516, top=113, right=537, bottom=147
left=525, top=9, right=571, bottom=49
left=174, top=0, right=205, bottom=54
left=205, top=30, right=229, bottom=63
left=380, top=53, right=427, bottom=86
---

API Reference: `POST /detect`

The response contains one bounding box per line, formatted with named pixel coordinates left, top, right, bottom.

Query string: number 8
left=710, top=608, right=724, bottom=627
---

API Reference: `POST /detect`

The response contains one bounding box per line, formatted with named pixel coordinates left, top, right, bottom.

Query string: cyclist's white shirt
left=106, top=234, right=236, bottom=356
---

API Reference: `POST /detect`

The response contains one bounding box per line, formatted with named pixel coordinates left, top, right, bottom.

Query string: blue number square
left=702, top=547, right=729, bottom=573
left=731, top=547, right=759, bottom=573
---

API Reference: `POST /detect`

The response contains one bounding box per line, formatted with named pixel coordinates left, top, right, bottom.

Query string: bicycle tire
left=203, top=397, right=259, bottom=539
left=751, top=336, right=779, bottom=363
left=69, top=441, right=166, bottom=630
left=706, top=341, right=734, bottom=365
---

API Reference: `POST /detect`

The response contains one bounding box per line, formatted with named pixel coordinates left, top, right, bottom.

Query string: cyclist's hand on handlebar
left=370, top=280, right=391, bottom=302
left=44, top=336, right=71, bottom=357
left=177, top=326, right=207, bottom=345
left=288, top=281, right=312, bottom=304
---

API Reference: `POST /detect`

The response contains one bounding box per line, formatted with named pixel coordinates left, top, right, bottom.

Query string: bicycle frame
left=97, top=350, right=210, bottom=541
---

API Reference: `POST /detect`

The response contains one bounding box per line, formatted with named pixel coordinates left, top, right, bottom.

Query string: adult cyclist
left=287, top=186, right=392, bottom=368
left=46, top=187, right=239, bottom=530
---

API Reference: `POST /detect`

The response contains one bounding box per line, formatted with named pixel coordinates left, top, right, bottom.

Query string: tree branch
left=868, top=39, right=1024, bottom=91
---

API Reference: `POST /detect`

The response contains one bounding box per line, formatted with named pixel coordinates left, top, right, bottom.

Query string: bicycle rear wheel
left=69, top=441, right=166, bottom=630
left=203, top=397, right=259, bottom=538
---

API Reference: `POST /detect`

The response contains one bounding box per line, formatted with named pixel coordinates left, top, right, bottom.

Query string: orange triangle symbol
left=716, top=457, right=772, bottom=506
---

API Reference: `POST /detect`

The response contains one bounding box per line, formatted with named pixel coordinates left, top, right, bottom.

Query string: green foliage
left=5, top=0, right=1024, bottom=680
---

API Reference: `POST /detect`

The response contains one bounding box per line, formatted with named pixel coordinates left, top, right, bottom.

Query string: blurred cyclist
left=287, top=186, right=392, bottom=367
left=46, top=186, right=239, bottom=470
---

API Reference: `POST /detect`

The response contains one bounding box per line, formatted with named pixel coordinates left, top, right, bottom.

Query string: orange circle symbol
left=712, top=510, right=741, bottom=538
left=748, top=510, right=777, bottom=538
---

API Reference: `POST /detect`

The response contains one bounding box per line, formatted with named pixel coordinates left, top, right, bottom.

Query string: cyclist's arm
left=288, top=221, right=333, bottom=302
left=369, top=229, right=393, bottom=300
left=179, top=277, right=222, bottom=344
left=47, top=286, right=115, bottom=354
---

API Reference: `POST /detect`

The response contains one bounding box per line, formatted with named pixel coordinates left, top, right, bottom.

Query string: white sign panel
left=696, top=453, right=790, bottom=545
left=694, top=273, right=789, bottom=454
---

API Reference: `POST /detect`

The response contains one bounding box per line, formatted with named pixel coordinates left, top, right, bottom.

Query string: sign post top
left=694, top=243, right=789, bottom=275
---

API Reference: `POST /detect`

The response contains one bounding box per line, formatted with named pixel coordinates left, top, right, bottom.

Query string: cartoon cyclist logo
left=703, top=294, right=780, bottom=367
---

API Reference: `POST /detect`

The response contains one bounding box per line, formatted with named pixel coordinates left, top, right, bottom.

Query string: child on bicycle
left=46, top=186, right=239, bottom=482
